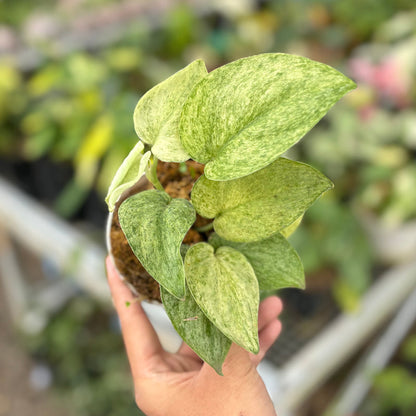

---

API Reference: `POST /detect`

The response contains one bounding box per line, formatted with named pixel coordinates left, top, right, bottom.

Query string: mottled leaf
left=192, top=158, right=333, bottom=242
left=281, top=215, right=303, bottom=238
left=134, top=60, right=207, bottom=162
left=209, top=233, right=304, bottom=291
left=180, top=53, right=356, bottom=180
left=161, top=286, right=231, bottom=375
left=118, top=190, right=196, bottom=299
left=185, top=243, right=259, bottom=353
left=105, top=142, right=151, bottom=212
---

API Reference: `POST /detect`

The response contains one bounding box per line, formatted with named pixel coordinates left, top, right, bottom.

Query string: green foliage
left=161, top=285, right=231, bottom=375
left=118, top=190, right=196, bottom=299
left=180, top=54, right=355, bottom=181
left=110, top=54, right=352, bottom=373
left=105, top=142, right=150, bottom=212
left=370, top=366, right=416, bottom=415
left=289, top=196, right=374, bottom=310
left=3, top=1, right=415, bottom=411
left=133, top=60, right=207, bottom=162
left=191, top=158, right=333, bottom=242
left=185, top=243, right=260, bottom=354
left=402, top=335, right=416, bottom=364
left=209, top=233, right=304, bottom=291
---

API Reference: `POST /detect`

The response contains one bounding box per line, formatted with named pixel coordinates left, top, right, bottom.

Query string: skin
left=106, top=256, right=282, bottom=416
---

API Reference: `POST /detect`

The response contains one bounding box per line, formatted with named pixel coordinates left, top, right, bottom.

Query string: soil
left=109, top=160, right=212, bottom=302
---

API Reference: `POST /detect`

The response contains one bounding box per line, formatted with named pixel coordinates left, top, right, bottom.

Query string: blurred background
left=0, top=0, right=415, bottom=415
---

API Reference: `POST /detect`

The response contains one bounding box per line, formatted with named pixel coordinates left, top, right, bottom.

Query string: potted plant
left=105, top=53, right=355, bottom=375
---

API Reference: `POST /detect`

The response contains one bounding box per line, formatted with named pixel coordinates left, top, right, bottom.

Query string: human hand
left=106, top=256, right=282, bottom=416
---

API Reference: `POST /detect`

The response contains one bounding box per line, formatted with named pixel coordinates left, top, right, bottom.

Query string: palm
left=106, top=257, right=281, bottom=416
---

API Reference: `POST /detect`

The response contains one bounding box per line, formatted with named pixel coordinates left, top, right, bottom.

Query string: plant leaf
left=105, top=141, right=151, bottom=212
left=180, top=53, right=356, bottom=180
left=281, top=215, right=304, bottom=238
left=134, top=59, right=207, bottom=162
left=161, top=286, right=231, bottom=375
left=185, top=243, right=259, bottom=353
left=118, top=190, right=196, bottom=299
left=209, top=233, right=304, bottom=291
left=191, top=158, right=333, bottom=242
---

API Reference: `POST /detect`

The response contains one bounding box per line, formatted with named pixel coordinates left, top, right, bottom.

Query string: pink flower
left=349, top=57, right=410, bottom=108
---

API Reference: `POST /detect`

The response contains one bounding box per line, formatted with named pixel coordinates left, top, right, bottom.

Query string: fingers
left=254, top=319, right=282, bottom=365
left=199, top=342, right=254, bottom=380
left=177, top=342, right=203, bottom=363
left=199, top=296, right=283, bottom=379
left=106, top=256, right=163, bottom=377
left=251, top=296, right=283, bottom=365
left=258, top=296, right=283, bottom=331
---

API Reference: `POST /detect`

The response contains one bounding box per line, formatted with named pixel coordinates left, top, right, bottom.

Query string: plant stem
left=146, top=156, right=164, bottom=192
left=195, top=222, right=214, bottom=233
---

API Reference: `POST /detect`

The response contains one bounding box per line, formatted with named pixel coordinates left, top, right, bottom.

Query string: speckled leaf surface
left=192, top=158, right=333, bottom=242
left=161, top=286, right=231, bottom=375
left=185, top=243, right=259, bottom=353
left=134, top=60, right=207, bottom=162
left=105, top=142, right=150, bottom=212
left=118, top=190, right=195, bottom=299
left=180, top=53, right=356, bottom=180
left=209, top=233, right=304, bottom=291
left=281, top=215, right=303, bottom=238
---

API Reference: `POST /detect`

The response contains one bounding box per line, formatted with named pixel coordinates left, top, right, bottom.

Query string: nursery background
left=0, top=0, right=415, bottom=415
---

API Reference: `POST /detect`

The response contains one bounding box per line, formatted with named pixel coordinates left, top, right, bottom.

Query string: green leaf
left=134, top=59, right=207, bottom=162
left=281, top=215, right=303, bottom=238
left=118, top=190, right=196, bottom=299
left=161, top=286, right=231, bottom=375
left=209, top=233, right=304, bottom=291
left=185, top=243, right=259, bottom=353
left=192, top=158, right=333, bottom=242
left=180, top=53, right=356, bottom=180
left=105, top=141, right=151, bottom=212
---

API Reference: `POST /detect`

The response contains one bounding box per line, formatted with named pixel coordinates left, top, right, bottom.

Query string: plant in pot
left=105, top=54, right=355, bottom=375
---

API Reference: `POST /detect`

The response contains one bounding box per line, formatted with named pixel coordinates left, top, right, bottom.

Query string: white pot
left=106, top=210, right=140, bottom=297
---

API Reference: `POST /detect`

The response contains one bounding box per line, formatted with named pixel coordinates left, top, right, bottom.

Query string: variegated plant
left=105, top=54, right=355, bottom=374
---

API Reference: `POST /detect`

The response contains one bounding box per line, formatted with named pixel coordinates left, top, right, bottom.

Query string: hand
left=106, top=256, right=282, bottom=416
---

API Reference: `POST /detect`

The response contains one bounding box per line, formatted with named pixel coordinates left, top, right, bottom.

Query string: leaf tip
left=249, top=341, right=260, bottom=355
left=105, top=195, right=115, bottom=212
left=169, top=285, right=186, bottom=301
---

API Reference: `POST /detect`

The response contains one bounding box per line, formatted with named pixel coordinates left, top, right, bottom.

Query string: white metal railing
left=273, top=259, right=416, bottom=415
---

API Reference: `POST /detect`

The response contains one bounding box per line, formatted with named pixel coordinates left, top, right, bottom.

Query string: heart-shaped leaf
left=118, top=190, right=196, bottom=299
left=209, top=233, right=304, bottom=291
left=105, top=141, right=151, bottom=212
left=134, top=60, right=207, bottom=162
left=185, top=243, right=259, bottom=353
left=161, top=286, right=231, bottom=375
left=191, top=158, right=333, bottom=242
left=180, top=53, right=356, bottom=180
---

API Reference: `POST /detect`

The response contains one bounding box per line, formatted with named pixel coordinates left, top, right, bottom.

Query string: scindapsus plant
left=105, top=54, right=355, bottom=374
